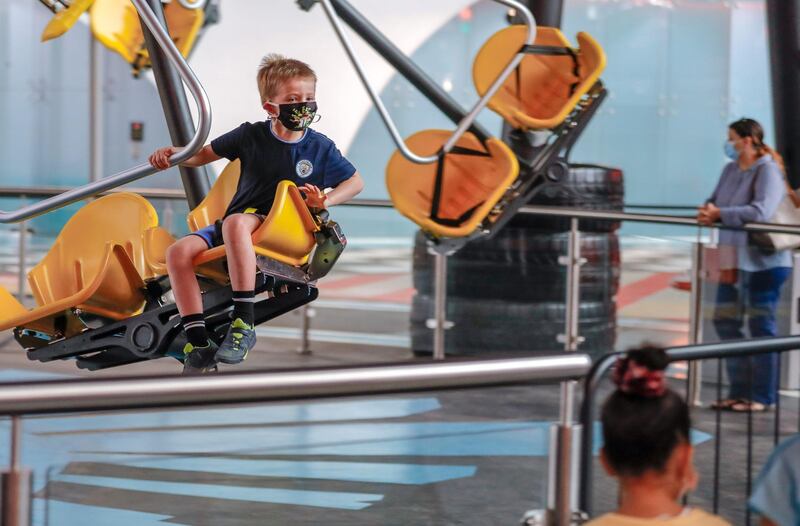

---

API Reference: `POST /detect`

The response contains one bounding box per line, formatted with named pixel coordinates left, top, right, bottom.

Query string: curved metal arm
left=318, top=0, right=535, bottom=164
left=0, top=0, right=211, bottom=224
left=176, top=0, right=207, bottom=9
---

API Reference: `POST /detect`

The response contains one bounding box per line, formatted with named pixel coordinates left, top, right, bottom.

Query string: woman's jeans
left=712, top=267, right=791, bottom=405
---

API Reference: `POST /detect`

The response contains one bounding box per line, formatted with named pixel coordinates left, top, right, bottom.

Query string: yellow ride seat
left=90, top=0, right=204, bottom=75
left=187, top=160, right=319, bottom=272
left=0, top=193, right=161, bottom=337
left=386, top=130, right=519, bottom=238
left=473, top=26, right=606, bottom=130
left=40, top=0, right=96, bottom=42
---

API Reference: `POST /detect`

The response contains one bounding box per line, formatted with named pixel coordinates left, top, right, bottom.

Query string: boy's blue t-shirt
left=210, top=121, right=356, bottom=217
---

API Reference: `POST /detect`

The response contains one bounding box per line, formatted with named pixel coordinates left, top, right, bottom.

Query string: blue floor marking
left=53, top=474, right=384, bottom=510
left=37, top=421, right=548, bottom=457
left=23, top=397, right=442, bottom=435
left=76, top=456, right=477, bottom=485
left=32, top=500, right=187, bottom=526
left=0, top=368, right=73, bottom=383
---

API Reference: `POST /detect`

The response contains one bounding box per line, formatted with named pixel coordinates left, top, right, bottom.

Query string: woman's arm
left=718, top=163, right=785, bottom=226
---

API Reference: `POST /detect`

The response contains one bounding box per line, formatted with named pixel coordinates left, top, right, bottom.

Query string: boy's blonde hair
left=257, top=54, right=317, bottom=104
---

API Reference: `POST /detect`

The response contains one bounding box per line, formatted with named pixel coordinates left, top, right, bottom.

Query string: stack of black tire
left=411, top=164, right=623, bottom=357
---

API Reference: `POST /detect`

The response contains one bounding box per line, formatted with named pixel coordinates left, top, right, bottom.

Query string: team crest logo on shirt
left=296, top=159, right=314, bottom=178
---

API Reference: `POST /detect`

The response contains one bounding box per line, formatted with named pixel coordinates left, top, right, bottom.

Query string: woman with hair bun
left=585, top=346, right=730, bottom=526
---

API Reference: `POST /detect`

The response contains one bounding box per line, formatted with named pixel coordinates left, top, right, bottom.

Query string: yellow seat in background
left=0, top=193, right=161, bottom=337
left=473, top=26, right=606, bottom=130
left=90, top=0, right=204, bottom=74
left=40, top=0, right=96, bottom=42
left=386, top=130, right=519, bottom=238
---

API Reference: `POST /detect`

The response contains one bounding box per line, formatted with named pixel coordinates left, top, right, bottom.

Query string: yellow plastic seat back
left=27, top=193, right=157, bottom=318
left=386, top=130, right=519, bottom=238
left=249, top=180, right=318, bottom=266
left=473, top=26, right=606, bottom=130
left=190, top=162, right=318, bottom=268
left=188, top=159, right=241, bottom=231
left=40, top=0, right=95, bottom=42
left=90, top=0, right=204, bottom=74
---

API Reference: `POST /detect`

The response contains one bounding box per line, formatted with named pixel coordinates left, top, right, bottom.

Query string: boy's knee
left=166, top=240, right=195, bottom=267
left=222, top=214, right=254, bottom=239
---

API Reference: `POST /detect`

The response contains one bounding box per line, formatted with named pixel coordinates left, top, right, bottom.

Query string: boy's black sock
left=182, top=313, right=208, bottom=347
left=232, top=290, right=255, bottom=326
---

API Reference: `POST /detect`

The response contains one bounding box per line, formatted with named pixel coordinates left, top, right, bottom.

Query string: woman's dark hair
left=601, top=346, right=690, bottom=477
left=729, top=117, right=786, bottom=173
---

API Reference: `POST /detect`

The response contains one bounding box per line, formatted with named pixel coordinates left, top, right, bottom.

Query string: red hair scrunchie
left=612, top=356, right=666, bottom=398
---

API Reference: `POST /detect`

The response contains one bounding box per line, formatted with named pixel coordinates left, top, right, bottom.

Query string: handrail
left=518, top=204, right=800, bottom=235
left=0, top=356, right=590, bottom=416
left=3, top=189, right=800, bottom=236
left=316, top=0, right=536, bottom=164
left=578, top=335, right=800, bottom=515
left=0, top=0, right=212, bottom=224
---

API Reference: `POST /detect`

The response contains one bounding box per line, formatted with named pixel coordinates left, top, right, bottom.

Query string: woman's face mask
left=724, top=139, right=739, bottom=161
left=268, top=101, right=318, bottom=131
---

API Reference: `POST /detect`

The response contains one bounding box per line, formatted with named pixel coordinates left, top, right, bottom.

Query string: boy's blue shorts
left=186, top=210, right=265, bottom=249
left=188, top=224, right=218, bottom=249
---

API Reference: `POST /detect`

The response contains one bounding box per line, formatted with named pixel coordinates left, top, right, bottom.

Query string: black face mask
left=273, top=101, right=318, bottom=131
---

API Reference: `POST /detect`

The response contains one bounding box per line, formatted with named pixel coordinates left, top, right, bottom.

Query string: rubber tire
left=509, top=164, right=624, bottom=232
left=413, top=229, right=620, bottom=302
left=410, top=294, right=616, bottom=357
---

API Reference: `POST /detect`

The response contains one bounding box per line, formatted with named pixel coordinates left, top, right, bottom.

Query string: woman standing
left=697, top=118, right=791, bottom=412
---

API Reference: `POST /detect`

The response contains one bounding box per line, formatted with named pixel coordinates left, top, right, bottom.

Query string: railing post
left=1, top=416, right=32, bottom=526
left=427, top=245, right=454, bottom=361
left=558, top=218, right=586, bottom=352
left=523, top=217, right=587, bottom=525
left=298, top=304, right=314, bottom=355
left=687, top=234, right=705, bottom=406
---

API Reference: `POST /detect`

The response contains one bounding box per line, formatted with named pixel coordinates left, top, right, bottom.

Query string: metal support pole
left=16, top=218, right=26, bottom=305
left=89, top=37, right=104, bottom=184
left=687, top=238, right=705, bottom=406
left=298, top=304, right=314, bottom=355
left=523, top=217, right=587, bottom=525
left=553, top=382, right=579, bottom=526
left=559, top=218, right=585, bottom=351
left=139, top=0, right=210, bottom=208
left=766, top=0, right=800, bottom=188
left=429, top=250, right=452, bottom=360
left=1, top=416, right=31, bottom=526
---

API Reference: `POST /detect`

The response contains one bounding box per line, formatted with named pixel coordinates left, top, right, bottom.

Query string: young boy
left=149, top=54, right=364, bottom=374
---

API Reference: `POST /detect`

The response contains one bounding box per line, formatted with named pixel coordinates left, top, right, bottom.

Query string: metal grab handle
left=0, top=0, right=212, bottom=224
left=317, top=0, right=536, bottom=164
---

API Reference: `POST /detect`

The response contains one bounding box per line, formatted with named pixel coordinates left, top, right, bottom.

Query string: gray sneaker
left=215, top=318, right=256, bottom=364
left=182, top=340, right=219, bottom=375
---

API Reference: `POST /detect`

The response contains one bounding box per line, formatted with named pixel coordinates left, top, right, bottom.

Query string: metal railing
left=0, top=355, right=591, bottom=525
left=578, top=336, right=800, bottom=525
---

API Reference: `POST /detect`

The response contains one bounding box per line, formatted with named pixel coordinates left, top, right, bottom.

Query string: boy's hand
left=301, top=184, right=327, bottom=209
left=148, top=146, right=180, bottom=170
